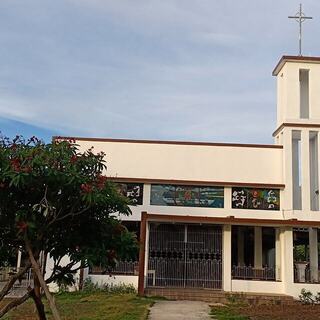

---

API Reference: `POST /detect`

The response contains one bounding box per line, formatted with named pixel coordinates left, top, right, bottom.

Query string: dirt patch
left=237, top=303, right=320, bottom=320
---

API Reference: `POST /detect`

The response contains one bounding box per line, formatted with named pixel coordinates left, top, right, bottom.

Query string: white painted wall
left=231, top=280, right=284, bottom=294
left=45, top=255, right=80, bottom=293
left=75, top=140, right=283, bottom=186
left=86, top=274, right=138, bottom=289
left=275, top=60, right=320, bottom=126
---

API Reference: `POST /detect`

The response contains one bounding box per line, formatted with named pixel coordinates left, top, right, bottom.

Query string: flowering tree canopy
left=0, top=135, right=137, bottom=320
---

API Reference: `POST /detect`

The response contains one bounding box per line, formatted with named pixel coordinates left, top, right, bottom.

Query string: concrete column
left=301, top=130, right=311, bottom=211
left=16, top=249, right=22, bottom=270
left=224, top=187, right=232, bottom=210
left=309, top=228, right=319, bottom=282
left=283, top=128, right=293, bottom=212
left=254, top=227, right=263, bottom=269
left=317, top=132, right=320, bottom=211
left=275, top=228, right=281, bottom=280
left=223, top=224, right=232, bottom=292
left=280, top=227, right=294, bottom=293
left=143, top=184, right=151, bottom=206
left=237, top=228, right=245, bottom=266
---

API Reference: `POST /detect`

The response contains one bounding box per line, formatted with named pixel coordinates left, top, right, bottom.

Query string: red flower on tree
left=95, top=175, right=107, bottom=190
left=16, top=221, right=28, bottom=232
left=70, top=155, right=78, bottom=164
left=10, top=158, right=21, bottom=172
left=80, top=183, right=93, bottom=193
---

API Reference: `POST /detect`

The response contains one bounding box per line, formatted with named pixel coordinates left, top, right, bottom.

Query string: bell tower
left=273, top=56, right=320, bottom=214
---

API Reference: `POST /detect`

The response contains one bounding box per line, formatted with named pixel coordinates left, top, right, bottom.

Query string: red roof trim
left=273, top=55, right=320, bottom=76
left=53, top=136, right=283, bottom=149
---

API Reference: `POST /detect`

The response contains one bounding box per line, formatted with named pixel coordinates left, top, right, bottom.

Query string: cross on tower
left=288, top=4, right=313, bottom=56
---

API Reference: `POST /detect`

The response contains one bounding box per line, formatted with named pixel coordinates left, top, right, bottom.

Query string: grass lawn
left=211, top=305, right=249, bottom=320
left=0, top=292, right=155, bottom=320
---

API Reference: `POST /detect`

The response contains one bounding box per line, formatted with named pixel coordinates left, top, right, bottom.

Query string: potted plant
left=294, top=245, right=308, bottom=283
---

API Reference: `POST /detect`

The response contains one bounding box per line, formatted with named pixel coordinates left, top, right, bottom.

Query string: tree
left=0, top=135, right=138, bottom=319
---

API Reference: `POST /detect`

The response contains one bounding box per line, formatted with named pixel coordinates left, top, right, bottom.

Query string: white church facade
left=65, top=55, right=320, bottom=299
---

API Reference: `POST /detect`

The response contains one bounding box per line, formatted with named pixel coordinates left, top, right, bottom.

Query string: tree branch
left=25, top=238, right=62, bottom=320
left=54, top=206, right=90, bottom=222
left=0, top=262, right=31, bottom=301
left=45, top=260, right=85, bottom=285
left=0, top=288, right=33, bottom=318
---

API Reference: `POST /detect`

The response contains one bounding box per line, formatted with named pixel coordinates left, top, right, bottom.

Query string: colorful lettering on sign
left=117, top=183, right=143, bottom=205
left=232, top=187, right=280, bottom=210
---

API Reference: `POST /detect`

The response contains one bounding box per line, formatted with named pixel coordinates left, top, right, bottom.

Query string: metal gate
left=147, top=223, right=222, bottom=289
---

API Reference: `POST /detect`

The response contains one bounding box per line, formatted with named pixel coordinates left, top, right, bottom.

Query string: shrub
left=83, top=277, right=99, bottom=293
left=103, top=283, right=136, bottom=294
left=299, top=289, right=320, bottom=304
left=82, top=277, right=137, bottom=294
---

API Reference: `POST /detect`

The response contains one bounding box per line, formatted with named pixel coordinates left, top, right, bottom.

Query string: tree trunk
left=31, top=275, right=47, bottom=320
left=0, top=263, right=31, bottom=301
left=0, top=290, right=32, bottom=318
left=25, top=239, right=62, bottom=320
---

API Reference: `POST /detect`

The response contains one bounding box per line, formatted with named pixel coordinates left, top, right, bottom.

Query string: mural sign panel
left=151, top=184, right=224, bottom=208
left=117, top=183, right=143, bottom=205
left=232, top=187, right=280, bottom=210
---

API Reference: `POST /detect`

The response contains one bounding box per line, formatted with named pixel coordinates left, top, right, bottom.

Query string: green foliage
left=299, top=289, right=320, bottom=304
left=210, top=306, right=249, bottom=320
left=294, top=245, right=308, bottom=262
left=83, top=277, right=137, bottom=295
left=0, top=134, right=138, bottom=286
left=82, top=278, right=100, bottom=293
left=3, top=292, right=155, bottom=320
left=225, top=293, right=246, bottom=305
left=103, top=283, right=136, bottom=295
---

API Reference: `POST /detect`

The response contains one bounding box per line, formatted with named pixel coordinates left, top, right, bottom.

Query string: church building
left=63, top=55, right=320, bottom=299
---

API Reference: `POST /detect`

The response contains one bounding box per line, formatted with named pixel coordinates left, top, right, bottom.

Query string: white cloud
left=0, top=0, right=319, bottom=144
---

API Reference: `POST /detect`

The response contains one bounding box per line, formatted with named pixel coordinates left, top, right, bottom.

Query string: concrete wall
left=87, top=274, right=138, bottom=289
left=45, top=255, right=80, bottom=292
left=276, top=60, right=320, bottom=126
left=75, top=140, right=283, bottom=186
left=231, top=280, right=284, bottom=294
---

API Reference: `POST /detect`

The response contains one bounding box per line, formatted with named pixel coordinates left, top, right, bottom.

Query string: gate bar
left=138, top=211, right=147, bottom=296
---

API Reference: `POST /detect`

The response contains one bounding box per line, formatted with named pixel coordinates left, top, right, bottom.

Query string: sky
left=0, top=1, right=320, bottom=144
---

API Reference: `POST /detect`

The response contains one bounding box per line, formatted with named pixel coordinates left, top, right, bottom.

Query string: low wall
left=87, top=274, right=139, bottom=289
left=287, top=283, right=320, bottom=298
left=45, top=255, right=80, bottom=293
left=231, top=280, right=284, bottom=294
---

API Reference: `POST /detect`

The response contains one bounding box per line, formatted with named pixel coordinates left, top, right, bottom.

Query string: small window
left=300, top=69, right=309, bottom=119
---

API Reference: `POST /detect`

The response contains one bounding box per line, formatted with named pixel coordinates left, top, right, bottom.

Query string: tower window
left=292, top=130, right=302, bottom=210
left=300, top=69, right=309, bottom=119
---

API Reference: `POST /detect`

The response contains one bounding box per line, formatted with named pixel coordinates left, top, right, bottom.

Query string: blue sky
left=0, top=1, right=320, bottom=143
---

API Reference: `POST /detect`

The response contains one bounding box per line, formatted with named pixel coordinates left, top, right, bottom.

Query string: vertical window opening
left=292, top=131, right=302, bottom=210
left=300, top=69, right=309, bottom=119
left=310, top=132, right=319, bottom=211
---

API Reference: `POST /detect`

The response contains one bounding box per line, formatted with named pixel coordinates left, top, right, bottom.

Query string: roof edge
left=273, top=122, right=320, bottom=137
left=273, top=55, right=320, bottom=76
left=53, top=136, right=283, bottom=149
left=145, top=213, right=320, bottom=227
left=109, top=176, right=285, bottom=189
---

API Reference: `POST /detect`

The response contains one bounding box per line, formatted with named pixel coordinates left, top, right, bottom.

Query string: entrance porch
left=138, top=212, right=295, bottom=298
left=139, top=213, right=286, bottom=295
